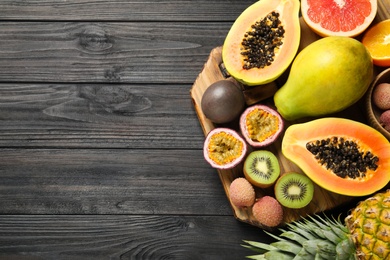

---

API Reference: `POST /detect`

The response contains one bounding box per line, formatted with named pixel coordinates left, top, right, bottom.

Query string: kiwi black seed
left=243, top=150, right=280, bottom=188
left=274, top=172, right=314, bottom=209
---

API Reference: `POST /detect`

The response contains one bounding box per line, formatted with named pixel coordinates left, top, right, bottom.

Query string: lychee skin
left=252, top=196, right=283, bottom=227
left=373, top=83, right=390, bottom=110
left=229, top=177, right=255, bottom=208
left=380, top=109, right=390, bottom=131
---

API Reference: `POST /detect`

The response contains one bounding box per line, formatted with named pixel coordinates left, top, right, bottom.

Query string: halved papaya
left=282, top=117, right=390, bottom=196
left=222, top=0, right=301, bottom=86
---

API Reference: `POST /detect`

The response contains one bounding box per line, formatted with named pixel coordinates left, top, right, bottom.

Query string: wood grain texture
left=376, top=0, right=390, bottom=22
left=0, top=22, right=230, bottom=83
left=0, top=84, right=204, bottom=149
left=0, top=0, right=256, bottom=21
left=0, top=148, right=231, bottom=215
left=0, top=215, right=266, bottom=260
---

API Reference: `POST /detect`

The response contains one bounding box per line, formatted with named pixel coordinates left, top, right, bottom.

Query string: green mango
left=274, top=36, right=373, bottom=121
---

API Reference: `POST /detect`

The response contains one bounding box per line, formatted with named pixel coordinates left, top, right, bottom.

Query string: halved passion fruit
left=239, top=105, right=283, bottom=147
left=203, top=128, right=247, bottom=169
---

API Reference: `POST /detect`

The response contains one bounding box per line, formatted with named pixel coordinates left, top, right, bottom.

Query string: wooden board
left=190, top=1, right=390, bottom=230
left=190, top=46, right=358, bottom=230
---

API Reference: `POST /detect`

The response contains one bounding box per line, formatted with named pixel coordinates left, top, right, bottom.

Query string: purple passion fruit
left=203, top=128, right=247, bottom=169
left=201, top=80, right=246, bottom=124
left=240, top=105, right=283, bottom=147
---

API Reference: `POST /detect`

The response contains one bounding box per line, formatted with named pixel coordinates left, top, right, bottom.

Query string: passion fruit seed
left=246, top=108, right=280, bottom=142
left=306, top=137, right=379, bottom=179
left=207, top=131, right=244, bottom=166
left=241, top=11, right=284, bottom=70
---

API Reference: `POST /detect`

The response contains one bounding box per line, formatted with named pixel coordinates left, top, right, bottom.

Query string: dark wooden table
left=0, top=1, right=388, bottom=259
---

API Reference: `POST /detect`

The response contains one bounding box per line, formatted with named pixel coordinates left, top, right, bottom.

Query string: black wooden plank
left=0, top=22, right=230, bottom=83
left=0, top=0, right=255, bottom=21
left=0, top=148, right=233, bottom=215
left=0, top=84, right=204, bottom=149
left=0, top=214, right=270, bottom=260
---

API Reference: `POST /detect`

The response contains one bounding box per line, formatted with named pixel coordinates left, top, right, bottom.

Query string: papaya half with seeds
left=282, top=118, right=390, bottom=196
left=222, top=0, right=301, bottom=86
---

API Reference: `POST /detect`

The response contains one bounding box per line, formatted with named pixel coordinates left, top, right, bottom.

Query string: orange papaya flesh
left=222, top=0, right=301, bottom=86
left=282, top=118, right=390, bottom=196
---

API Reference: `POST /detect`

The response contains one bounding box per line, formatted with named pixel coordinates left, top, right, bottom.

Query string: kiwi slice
left=243, top=150, right=280, bottom=188
left=274, top=172, right=314, bottom=209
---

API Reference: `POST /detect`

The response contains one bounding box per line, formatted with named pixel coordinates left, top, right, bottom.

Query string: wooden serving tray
left=190, top=46, right=356, bottom=230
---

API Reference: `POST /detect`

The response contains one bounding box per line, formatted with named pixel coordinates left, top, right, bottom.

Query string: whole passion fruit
left=201, top=80, right=246, bottom=124
left=240, top=104, right=283, bottom=147
left=203, top=128, right=247, bottom=169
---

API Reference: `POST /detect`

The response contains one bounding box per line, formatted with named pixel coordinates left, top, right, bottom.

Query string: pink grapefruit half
left=301, top=0, right=377, bottom=37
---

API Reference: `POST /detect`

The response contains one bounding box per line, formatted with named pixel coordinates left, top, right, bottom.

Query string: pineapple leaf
left=287, top=221, right=318, bottom=240
left=313, top=253, right=328, bottom=260
left=327, top=215, right=351, bottom=240
left=293, top=248, right=315, bottom=260
left=242, top=244, right=267, bottom=254
left=307, top=215, right=344, bottom=244
left=335, top=237, right=356, bottom=260
left=246, top=255, right=267, bottom=260
left=279, top=229, right=307, bottom=245
left=263, top=250, right=295, bottom=260
left=302, top=218, right=327, bottom=239
left=264, top=230, right=290, bottom=242
left=244, top=248, right=296, bottom=260
left=242, top=240, right=278, bottom=252
left=332, top=215, right=350, bottom=232
left=271, top=240, right=302, bottom=255
left=317, top=240, right=337, bottom=258
left=302, top=239, right=322, bottom=256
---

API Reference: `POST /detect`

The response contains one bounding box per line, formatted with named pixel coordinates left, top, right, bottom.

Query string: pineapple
left=242, top=189, right=390, bottom=260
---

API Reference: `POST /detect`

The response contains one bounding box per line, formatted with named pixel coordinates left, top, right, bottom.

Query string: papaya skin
left=222, top=0, right=301, bottom=86
left=282, top=117, right=390, bottom=196
left=274, top=37, right=373, bottom=121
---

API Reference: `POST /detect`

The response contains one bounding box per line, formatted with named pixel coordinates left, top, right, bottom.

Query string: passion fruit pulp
left=240, top=104, right=284, bottom=147
left=203, top=128, right=247, bottom=169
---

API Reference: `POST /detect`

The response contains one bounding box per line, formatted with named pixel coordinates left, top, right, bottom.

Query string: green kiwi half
left=274, top=172, right=314, bottom=209
left=243, top=150, right=280, bottom=188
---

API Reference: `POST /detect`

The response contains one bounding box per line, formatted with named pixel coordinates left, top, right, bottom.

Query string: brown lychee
left=252, top=196, right=283, bottom=227
left=229, top=177, right=255, bottom=208
left=379, top=109, right=390, bottom=131
left=373, top=83, right=390, bottom=110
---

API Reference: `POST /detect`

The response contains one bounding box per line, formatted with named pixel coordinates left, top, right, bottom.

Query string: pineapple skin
left=345, top=189, right=390, bottom=260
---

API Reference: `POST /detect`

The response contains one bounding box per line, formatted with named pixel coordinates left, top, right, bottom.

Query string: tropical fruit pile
left=199, top=0, right=390, bottom=257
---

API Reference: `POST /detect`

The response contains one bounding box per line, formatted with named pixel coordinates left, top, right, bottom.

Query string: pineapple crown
left=242, top=214, right=355, bottom=260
